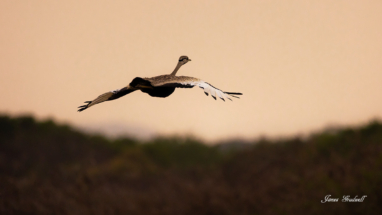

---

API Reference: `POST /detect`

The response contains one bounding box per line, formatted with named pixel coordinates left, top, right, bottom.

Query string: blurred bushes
left=142, top=137, right=224, bottom=168
left=1, top=114, right=382, bottom=215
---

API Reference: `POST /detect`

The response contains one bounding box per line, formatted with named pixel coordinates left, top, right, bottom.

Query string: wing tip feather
left=224, top=92, right=242, bottom=95
left=78, top=101, right=91, bottom=112
left=224, top=91, right=242, bottom=99
left=77, top=107, right=87, bottom=112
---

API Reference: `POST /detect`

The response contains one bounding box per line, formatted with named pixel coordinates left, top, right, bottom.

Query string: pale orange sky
left=1, top=1, right=382, bottom=142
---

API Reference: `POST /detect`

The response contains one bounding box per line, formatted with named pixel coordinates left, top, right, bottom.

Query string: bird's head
left=178, top=55, right=191, bottom=65
left=170, top=55, right=191, bottom=75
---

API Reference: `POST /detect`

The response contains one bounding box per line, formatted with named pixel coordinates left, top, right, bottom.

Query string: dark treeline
left=0, top=115, right=381, bottom=215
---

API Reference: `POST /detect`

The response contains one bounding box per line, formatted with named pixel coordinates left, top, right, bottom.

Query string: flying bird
left=78, top=56, right=242, bottom=112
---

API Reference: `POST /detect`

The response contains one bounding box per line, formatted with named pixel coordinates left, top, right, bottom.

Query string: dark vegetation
left=1, top=115, right=382, bottom=215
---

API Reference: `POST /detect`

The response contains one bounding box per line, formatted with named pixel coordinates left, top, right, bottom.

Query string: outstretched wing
left=78, top=86, right=136, bottom=112
left=151, top=76, right=242, bottom=101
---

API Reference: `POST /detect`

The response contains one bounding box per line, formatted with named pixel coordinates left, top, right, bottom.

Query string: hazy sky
left=1, top=1, right=382, bottom=142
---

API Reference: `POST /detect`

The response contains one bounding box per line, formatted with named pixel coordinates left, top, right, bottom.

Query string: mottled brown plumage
left=78, top=56, right=242, bottom=112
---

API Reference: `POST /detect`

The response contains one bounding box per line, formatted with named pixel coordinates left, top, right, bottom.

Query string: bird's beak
left=189, top=59, right=191, bottom=61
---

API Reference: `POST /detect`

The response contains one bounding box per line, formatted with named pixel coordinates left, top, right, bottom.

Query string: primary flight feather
left=78, top=56, right=242, bottom=112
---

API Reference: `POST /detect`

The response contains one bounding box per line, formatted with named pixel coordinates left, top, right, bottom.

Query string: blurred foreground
left=1, top=115, right=381, bottom=215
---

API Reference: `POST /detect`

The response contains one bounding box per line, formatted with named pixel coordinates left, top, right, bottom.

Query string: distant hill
left=1, top=114, right=381, bottom=215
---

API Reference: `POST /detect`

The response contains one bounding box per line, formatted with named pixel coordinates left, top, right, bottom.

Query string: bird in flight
left=78, top=56, right=242, bottom=112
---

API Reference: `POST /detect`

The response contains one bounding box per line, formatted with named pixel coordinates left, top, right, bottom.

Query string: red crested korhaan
left=78, top=56, right=242, bottom=112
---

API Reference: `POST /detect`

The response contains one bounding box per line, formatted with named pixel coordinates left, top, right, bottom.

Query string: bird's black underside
left=141, top=87, right=176, bottom=98
left=130, top=77, right=177, bottom=98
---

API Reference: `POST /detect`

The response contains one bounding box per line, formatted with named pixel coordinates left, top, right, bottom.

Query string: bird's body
left=139, top=75, right=198, bottom=97
left=78, top=56, right=242, bottom=112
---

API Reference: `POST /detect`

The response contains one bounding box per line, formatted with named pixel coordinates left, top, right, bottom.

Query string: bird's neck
left=170, top=63, right=182, bottom=76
